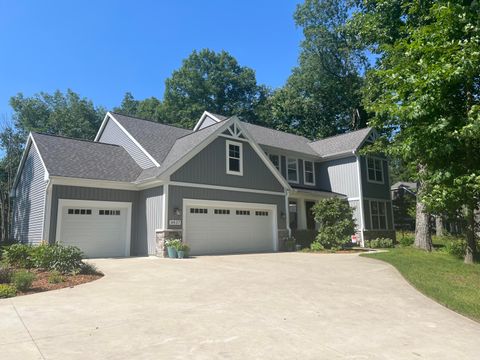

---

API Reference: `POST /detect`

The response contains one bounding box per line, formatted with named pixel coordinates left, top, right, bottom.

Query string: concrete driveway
left=1, top=253, right=480, bottom=360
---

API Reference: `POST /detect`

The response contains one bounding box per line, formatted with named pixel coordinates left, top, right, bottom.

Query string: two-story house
left=11, top=111, right=394, bottom=257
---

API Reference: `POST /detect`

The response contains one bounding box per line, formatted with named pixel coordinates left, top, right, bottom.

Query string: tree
left=114, top=93, right=164, bottom=122
left=10, top=89, right=105, bottom=140
left=352, top=1, right=480, bottom=262
left=269, top=0, right=368, bottom=139
left=162, top=49, right=269, bottom=128
left=311, top=197, right=356, bottom=250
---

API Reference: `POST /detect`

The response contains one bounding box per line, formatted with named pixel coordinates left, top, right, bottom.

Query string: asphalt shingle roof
left=110, top=112, right=192, bottom=165
left=241, top=122, right=319, bottom=156
left=32, top=133, right=142, bottom=182
left=308, top=127, right=373, bottom=157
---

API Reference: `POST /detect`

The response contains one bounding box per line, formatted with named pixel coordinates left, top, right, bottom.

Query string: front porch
left=288, top=188, right=345, bottom=248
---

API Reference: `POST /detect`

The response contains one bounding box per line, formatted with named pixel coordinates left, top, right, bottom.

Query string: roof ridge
left=309, top=127, right=372, bottom=144
left=175, top=117, right=232, bottom=141
left=240, top=121, right=312, bottom=142
left=110, top=111, right=192, bottom=132
left=32, top=132, right=122, bottom=147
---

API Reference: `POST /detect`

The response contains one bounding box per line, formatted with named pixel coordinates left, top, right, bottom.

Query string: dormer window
left=226, top=140, right=243, bottom=176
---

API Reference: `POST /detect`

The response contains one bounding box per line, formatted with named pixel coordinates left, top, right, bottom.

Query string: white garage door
left=184, top=200, right=276, bottom=256
left=57, top=200, right=131, bottom=258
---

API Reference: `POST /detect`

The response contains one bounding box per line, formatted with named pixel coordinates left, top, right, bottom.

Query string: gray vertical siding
left=171, top=137, right=284, bottom=192
left=317, top=156, right=359, bottom=198
left=168, top=185, right=287, bottom=230
left=99, top=118, right=156, bottom=169
left=360, top=156, right=391, bottom=199
left=48, top=185, right=147, bottom=255
left=13, top=144, right=47, bottom=244
left=137, top=186, right=163, bottom=255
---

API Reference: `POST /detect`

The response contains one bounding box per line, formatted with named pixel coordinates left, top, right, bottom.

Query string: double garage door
left=184, top=201, right=277, bottom=256
left=56, top=200, right=131, bottom=258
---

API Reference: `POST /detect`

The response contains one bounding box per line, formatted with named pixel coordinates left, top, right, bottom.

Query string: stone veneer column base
left=278, top=229, right=290, bottom=252
left=155, top=229, right=183, bottom=257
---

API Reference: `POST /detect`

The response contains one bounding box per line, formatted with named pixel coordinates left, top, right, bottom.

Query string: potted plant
left=284, top=236, right=296, bottom=252
left=165, top=239, right=181, bottom=258
left=176, top=243, right=190, bottom=259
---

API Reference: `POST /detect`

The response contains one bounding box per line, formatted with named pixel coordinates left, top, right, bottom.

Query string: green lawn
left=361, top=247, right=480, bottom=322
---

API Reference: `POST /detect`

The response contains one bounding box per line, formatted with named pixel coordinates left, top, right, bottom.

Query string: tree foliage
left=269, top=0, right=368, bottom=139
left=352, top=0, right=480, bottom=262
left=162, top=49, right=269, bottom=128
left=311, top=198, right=356, bottom=250
left=10, top=89, right=105, bottom=140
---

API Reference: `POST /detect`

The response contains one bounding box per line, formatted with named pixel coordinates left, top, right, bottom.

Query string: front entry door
left=306, top=201, right=316, bottom=230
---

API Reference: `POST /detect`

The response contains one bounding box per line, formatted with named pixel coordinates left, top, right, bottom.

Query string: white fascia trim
left=49, top=176, right=138, bottom=191
left=303, top=160, right=316, bottom=186
left=355, top=153, right=365, bottom=247
left=225, top=140, right=243, bottom=176
left=106, top=112, right=160, bottom=167
left=170, top=181, right=286, bottom=196
left=11, top=134, right=50, bottom=195
left=193, top=111, right=224, bottom=131
left=55, top=199, right=132, bottom=257
left=182, top=198, right=278, bottom=252
left=41, top=179, right=52, bottom=243
left=94, top=113, right=111, bottom=141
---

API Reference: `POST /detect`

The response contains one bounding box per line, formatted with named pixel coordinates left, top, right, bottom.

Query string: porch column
left=297, top=198, right=307, bottom=230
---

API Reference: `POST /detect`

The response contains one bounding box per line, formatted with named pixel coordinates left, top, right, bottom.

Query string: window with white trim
left=214, top=209, right=230, bottom=215
left=370, top=200, right=387, bottom=230
left=226, top=140, right=243, bottom=175
left=268, top=154, right=281, bottom=172
left=255, top=211, right=269, bottom=216
left=190, top=208, right=208, bottom=214
left=287, top=158, right=298, bottom=183
left=99, top=210, right=121, bottom=216
left=68, top=209, right=92, bottom=215
left=304, top=160, right=315, bottom=185
left=367, top=156, right=384, bottom=183
left=236, top=210, right=250, bottom=215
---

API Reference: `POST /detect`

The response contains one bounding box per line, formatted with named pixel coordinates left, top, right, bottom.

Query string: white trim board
left=193, top=111, right=225, bottom=131
left=182, top=198, right=278, bottom=252
left=55, top=199, right=132, bottom=257
left=225, top=140, right=243, bottom=176
left=169, top=181, right=286, bottom=196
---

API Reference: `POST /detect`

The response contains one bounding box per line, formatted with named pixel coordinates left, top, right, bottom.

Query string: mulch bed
left=16, top=269, right=103, bottom=296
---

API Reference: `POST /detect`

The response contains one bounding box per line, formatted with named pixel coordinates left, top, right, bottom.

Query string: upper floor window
left=269, top=154, right=281, bottom=172
left=304, top=160, right=315, bottom=185
left=367, top=156, right=384, bottom=184
left=226, top=140, right=243, bottom=176
left=287, top=158, right=298, bottom=183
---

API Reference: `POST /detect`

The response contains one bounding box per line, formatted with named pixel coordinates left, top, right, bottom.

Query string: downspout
left=285, top=189, right=291, bottom=237
left=41, top=179, right=52, bottom=244
left=354, top=151, right=365, bottom=247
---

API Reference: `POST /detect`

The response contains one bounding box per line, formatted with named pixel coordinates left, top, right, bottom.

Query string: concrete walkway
left=1, top=253, right=479, bottom=359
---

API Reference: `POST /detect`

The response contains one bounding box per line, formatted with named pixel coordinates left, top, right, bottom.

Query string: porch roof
left=289, top=186, right=346, bottom=199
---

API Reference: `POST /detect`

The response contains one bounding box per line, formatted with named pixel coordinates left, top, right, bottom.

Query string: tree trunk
left=414, top=166, right=432, bottom=251
left=435, top=216, right=444, bottom=237
left=464, top=205, right=477, bottom=264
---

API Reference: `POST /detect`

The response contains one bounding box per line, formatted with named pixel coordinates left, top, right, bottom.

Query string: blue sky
left=0, top=0, right=303, bottom=118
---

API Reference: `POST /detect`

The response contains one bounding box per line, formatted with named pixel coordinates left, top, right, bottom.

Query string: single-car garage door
left=184, top=200, right=277, bottom=256
left=56, top=200, right=131, bottom=258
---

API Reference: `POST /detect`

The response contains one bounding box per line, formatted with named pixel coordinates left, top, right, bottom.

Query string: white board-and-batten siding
left=13, top=145, right=47, bottom=244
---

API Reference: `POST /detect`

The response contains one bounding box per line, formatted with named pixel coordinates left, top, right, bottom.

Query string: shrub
left=0, top=284, right=16, bottom=298
left=48, top=271, right=64, bottom=284
left=444, top=238, right=466, bottom=259
left=312, top=198, right=356, bottom=250
left=310, top=241, right=324, bottom=252
left=0, top=265, right=13, bottom=284
left=12, top=270, right=35, bottom=292
left=32, top=244, right=84, bottom=274
left=398, top=235, right=415, bottom=247
left=366, top=238, right=394, bottom=249
left=2, top=244, right=34, bottom=268
left=78, top=262, right=102, bottom=276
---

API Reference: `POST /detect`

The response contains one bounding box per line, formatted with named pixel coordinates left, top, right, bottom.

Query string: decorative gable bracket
left=222, top=123, right=246, bottom=139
